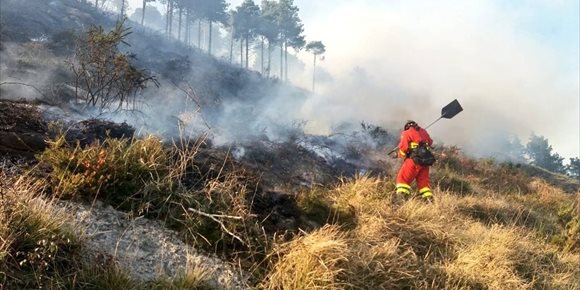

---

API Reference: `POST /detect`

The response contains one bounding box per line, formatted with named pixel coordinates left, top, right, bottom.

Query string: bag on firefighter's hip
left=410, top=143, right=436, bottom=166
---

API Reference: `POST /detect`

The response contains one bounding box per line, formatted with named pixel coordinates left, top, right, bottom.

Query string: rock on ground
left=57, top=201, right=249, bottom=289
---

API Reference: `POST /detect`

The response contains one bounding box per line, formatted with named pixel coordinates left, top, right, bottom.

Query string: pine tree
left=525, top=134, right=565, bottom=173
left=305, top=41, right=326, bottom=93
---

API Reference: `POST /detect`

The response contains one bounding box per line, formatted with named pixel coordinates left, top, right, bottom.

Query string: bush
left=71, top=21, right=157, bottom=110
left=39, top=135, right=168, bottom=205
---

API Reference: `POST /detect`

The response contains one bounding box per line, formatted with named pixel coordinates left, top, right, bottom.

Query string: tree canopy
left=525, top=134, right=565, bottom=174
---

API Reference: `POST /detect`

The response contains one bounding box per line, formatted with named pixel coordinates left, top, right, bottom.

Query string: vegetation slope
left=1, top=133, right=578, bottom=289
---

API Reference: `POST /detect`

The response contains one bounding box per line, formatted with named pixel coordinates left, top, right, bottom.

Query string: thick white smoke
left=287, top=0, right=579, bottom=159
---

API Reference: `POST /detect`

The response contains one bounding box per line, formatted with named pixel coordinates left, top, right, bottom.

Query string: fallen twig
left=187, top=207, right=247, bottom=246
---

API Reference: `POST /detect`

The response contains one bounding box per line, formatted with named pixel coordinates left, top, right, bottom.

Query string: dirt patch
left=58, top=200, right=249, bottom=289
left=0, top=99, right=48, bottom=156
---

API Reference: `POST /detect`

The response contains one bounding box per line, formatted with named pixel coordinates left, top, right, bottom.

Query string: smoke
left=290, top=0, right=579, bottom=159
left=0, top=42, right=67, bottom=101
left=3, top=0, right=578, bottom=161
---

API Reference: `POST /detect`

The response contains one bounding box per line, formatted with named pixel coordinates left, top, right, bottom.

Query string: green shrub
left=39, top=135, right=168, bottom=205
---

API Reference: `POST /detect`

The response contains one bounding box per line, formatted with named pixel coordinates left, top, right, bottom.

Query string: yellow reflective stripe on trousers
left=396, top=188, right=411, bottom=194
left=419, top=187, right=433, bottom=198
left=396, top=183, right=411, bottom=195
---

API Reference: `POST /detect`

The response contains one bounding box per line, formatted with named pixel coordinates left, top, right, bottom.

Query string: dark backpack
left=410, top=142, right=436, bottom=166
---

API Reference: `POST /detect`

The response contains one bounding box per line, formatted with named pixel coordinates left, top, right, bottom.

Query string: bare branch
left=187, top=207, right=247, bottom=245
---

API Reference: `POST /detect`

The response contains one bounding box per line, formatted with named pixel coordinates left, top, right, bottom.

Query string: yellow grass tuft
left=0, top=175, right=79, bottom=288
left=261, top=225, right=349, bottom=290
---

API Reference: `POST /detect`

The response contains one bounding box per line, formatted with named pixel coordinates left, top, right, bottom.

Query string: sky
left=126, top=0, right=580, bottom=159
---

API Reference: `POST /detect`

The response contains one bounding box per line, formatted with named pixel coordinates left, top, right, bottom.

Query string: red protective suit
left=395, top=126, right=434, bottom=198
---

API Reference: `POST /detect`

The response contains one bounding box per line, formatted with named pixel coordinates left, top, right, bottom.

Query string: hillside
left=1, top=0, right=579, bottom=289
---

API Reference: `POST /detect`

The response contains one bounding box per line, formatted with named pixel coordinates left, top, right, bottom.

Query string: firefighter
left=395, top=120, right=435, bottom=200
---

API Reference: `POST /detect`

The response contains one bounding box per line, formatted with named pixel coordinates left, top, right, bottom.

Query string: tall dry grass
left=261, top=225, right=349, bottom=290
left=262, top=175, right=580, bottom=290
left=0, top=174, right=78, bottom=288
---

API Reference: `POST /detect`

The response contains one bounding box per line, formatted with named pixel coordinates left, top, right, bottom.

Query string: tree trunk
left=267, top=43, right=272, bottom=77
left=280, top=39, right=283, bottom=79
left=312, top=54, right=317, bottom=93
left=284, top=41, right=288, bottom=82
left=165, top=1, right=170, bottom=36
left=240, top=40, right=244, bottom=67
left=120, top=0, right=125, bottom=17
left=245, top=35, right=249, bottom=69
left=178, top=7, right=183, bottom=42
left=141, top=0, right=146, bottom=26
left=168, top=1, right=173, bottom=37
left=198, top=19, right=202, bottom=48
left=208, top=21, right=213, bottom=55
left=229, top=31, right=234, bottom=63
left=95, top=0, right=98, bottom=8
left=261, top=37, right=264, bottom=74
left=185, top=12, right=190, bottom=45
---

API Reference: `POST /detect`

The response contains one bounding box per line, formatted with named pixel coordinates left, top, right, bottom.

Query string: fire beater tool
left=388, top=99, right=463, bottom=156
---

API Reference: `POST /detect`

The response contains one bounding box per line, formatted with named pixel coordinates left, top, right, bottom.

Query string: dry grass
left=0, top=172, right=145, bottom=289
left=25, top=135, right=580, bottom=289
left=0, top=175, right=78, bottom=288
left=445, top=223, right=580, bottom=289
left=0, top=169, right=223, bottom=289
left=150, top=261, right=215, bottom=290
left=261, top=225, right=349, bottom=290
left=262, top=174, right=580, bottom=290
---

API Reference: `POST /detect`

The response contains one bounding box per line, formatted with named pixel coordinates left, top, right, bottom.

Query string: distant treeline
left=81, top=0, right=326, bottom=83
left=506, top=134, right=579, bottom=178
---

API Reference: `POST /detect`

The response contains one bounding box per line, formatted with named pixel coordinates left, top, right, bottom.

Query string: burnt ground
left=0, top=99, right=48, bottom=157
left=0, top=99, right=135, bottom=157
left=0, top=99, right=387, bottom=232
